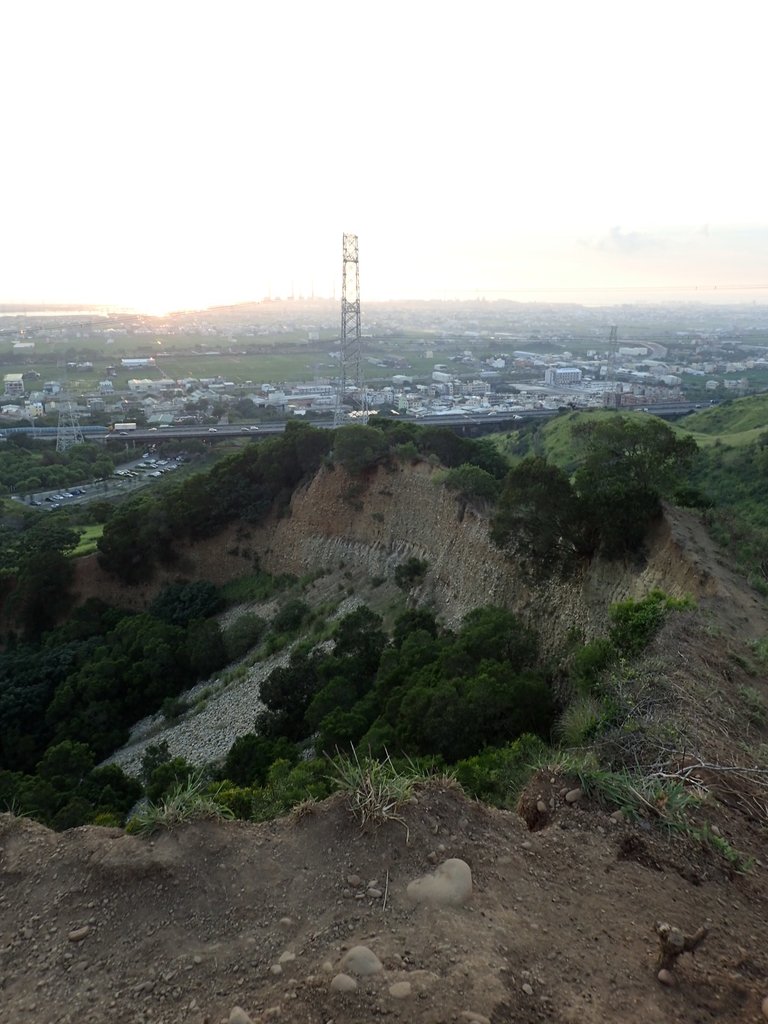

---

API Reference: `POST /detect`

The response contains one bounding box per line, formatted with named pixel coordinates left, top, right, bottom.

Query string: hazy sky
left=2, top=0, right=767, bottom=312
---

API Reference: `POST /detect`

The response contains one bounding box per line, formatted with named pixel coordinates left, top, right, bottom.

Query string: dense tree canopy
left=493, top=417, right=698, bottom=565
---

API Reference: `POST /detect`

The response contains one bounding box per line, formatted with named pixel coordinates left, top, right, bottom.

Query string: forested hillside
left=2, top=410, right=765, bottom=845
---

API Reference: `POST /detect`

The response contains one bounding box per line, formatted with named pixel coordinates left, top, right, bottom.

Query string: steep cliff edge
left=72, top=459, right=765, bottom=649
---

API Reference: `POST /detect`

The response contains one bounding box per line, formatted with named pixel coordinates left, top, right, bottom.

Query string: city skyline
left=2, top=0, right=767, bottom=313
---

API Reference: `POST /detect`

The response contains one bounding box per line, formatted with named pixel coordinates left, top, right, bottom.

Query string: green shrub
left=145, top=756, right=196, bottom=803
left=394, top=557, right=428, bottom=590
left=223, top=612, right=268, bottom=660
left=555, top=695, right=605, bottom=746
left=454, top=734, right=548, bottom=808
left=738, top=685, right=767, bottom=727
left=570, top=638, right=616, bottom=695
left=608, top=590, right=693, bottom=656
left=149, top=581, right=223, bottom=627
left=249, top=758, right=334, bottom=822
left=161, top=696, right=190, bottom=721
left=272, top=598, right=310, bottom=634
left=219, top=571, right=290, bottom=605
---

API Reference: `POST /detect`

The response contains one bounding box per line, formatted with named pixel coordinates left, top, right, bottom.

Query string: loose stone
left=330, top=972, right=358, bottom=993
left=229, top=1008, right=253, bottom=1024
left=389, top=981, right=412, bottom=998
left=341, top=945, right=383, bottom=976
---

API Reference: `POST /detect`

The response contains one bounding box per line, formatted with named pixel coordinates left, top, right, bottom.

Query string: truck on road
left=112, top=422, right=137, bottom=432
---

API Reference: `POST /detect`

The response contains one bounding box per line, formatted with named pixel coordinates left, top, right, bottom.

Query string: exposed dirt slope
left=71, top=461, right=767, bottom=648
left=2, top=777, right=767, bottom=1024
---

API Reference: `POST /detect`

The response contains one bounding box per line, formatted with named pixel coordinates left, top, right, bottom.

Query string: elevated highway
left=0, top=402, right=706, bottom=445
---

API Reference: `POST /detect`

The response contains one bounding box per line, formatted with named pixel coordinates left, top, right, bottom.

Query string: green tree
left=443, top=463, right=501, bottom=504
left=222, top=734, right=297, bottom=787
left=332, top=425, right=390, bottom=474
left=37, top=740, right=94, bottom=789
left=572, top=416, right=697, bottom=496
left=149, top=581, right=223, bottom=626
left=573, top=417, right=697, bottom=556
left=492, top=456, right=589, bottom=567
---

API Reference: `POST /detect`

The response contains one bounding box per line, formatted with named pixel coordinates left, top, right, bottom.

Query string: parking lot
left=14, top=452, right=189, bottom=509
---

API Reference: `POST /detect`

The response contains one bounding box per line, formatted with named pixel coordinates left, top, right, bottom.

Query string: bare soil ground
left=2, top=765, right=767, bottom=1024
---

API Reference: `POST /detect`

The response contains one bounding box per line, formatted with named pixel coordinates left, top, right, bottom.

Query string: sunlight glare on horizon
left=1, top=0, right=766, bottom=312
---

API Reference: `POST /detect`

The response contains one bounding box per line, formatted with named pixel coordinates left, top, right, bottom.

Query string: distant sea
left=0, top=309, right=111, bottom=318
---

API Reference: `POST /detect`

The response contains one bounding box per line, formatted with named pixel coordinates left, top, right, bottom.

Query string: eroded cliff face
left=71, top=458, right=759, bottom=651
left=247, top=461, right=721, bottom=649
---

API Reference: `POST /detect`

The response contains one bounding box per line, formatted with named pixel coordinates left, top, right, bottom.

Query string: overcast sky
left=2, top=0, right=767, bottom=312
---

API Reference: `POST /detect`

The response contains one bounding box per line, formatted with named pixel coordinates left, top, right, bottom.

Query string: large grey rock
left=406, top=857, right=473, bottom=906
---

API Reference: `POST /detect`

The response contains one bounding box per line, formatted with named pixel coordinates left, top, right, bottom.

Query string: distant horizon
left=3, top=285, right=768, bottom=319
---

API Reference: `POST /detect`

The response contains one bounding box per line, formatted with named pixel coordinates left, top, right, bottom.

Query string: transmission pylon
left=56, top=387, right=85, bottom=452
left=607, top=324, right=618, bottom=384
left=334, top=232, right=366, bottom=426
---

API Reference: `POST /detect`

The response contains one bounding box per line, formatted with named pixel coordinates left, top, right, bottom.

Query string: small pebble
left=657, top=969, right=677, bottom=987
left=229, top=1008, right=253, bottom=1024
left=389, top=981, right=412, bottom=999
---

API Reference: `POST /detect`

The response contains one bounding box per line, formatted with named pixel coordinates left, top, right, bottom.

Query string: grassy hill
left=493, top=394, right=768, bottom=470
left=677, top=394, right=768, bottom=436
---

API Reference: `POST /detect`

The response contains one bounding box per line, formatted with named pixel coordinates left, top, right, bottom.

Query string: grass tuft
left=329, top=749, right=446, bottom=841
left=126, top=771, right=235, bottom=836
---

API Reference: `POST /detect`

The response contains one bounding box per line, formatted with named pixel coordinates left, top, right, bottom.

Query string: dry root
left=655, top=920, right=709, bottom=973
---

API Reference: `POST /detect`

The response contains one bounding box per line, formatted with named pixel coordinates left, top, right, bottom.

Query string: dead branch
left=655, top=921, right=709, bottom=972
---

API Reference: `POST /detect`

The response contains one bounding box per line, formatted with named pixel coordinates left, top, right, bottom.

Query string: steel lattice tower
left=334, top=232, right=366, bottom=426
left=56, top=389, right=85, bottom=452
left=607, top=324, right=618, bottom=384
